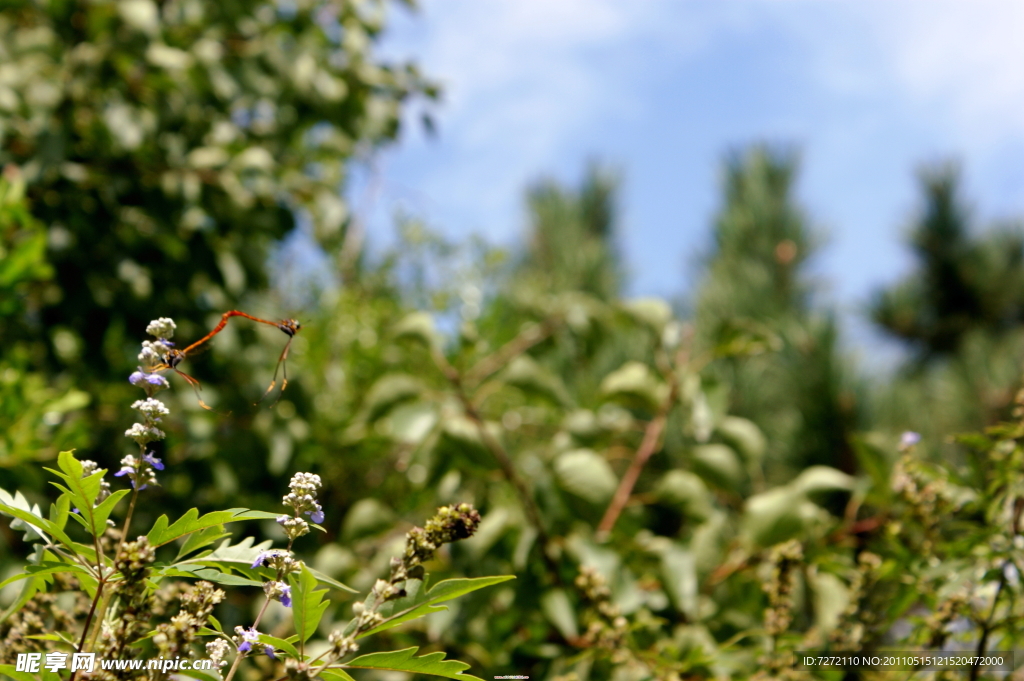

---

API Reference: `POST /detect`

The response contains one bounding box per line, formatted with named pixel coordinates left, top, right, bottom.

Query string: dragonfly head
left=163, top=348, right=185, bottom=369
left=278, top=319, right=301, bottom=337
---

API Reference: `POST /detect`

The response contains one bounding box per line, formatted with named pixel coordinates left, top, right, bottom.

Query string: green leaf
left=319, top=670, right=357, bottom=681
left=692, top=444, right=744, bottom=490
left=290, top=565, right=331, bottom=643
left=342, top=498, right=397, bottom=540
left=600, top=361, right=667, bottom=409
left=0, top=562, right=92, bottom=590
left=307, top=566, right=357, bottom=594
left=360, top=374, right=425, bottom=422
left=346, top=647, right=482, bottom=680
left=44, top=451, right=111, bottom=538
left=392, top=311, right=441, bottom=348
left=0, top=500, right=75, bottom=549
left=621, top=297, right=673, bottom=332
left=146, top=508, right=279, bottom=547
left=502, top=355, right=572, bottom=406
left=741, top=487, right=828, bottom=548
left=655, top=470, right=713, bottom=521
left=203, top=536, right=273, bottom=562
left=175, top=525, right=233, bottom=562
left=258, top=633, right=301, bottom=660
left=660, top=544, right=698, bottom=619
left=0, top=576, right=45, bottom=625
left=25, top=631, right=75, bottom=645
left=160, top=565, right=262, bottom=586
left=49, top=493, right=71, bottom=532
left=0, top=489, right=45, bottom=542
left=553, top=449, right=617, bottom=504
left=540, top=589, right=578, bottom=640
left=187, top=538, right=355, bottom=593
left=91, top=489, right=131, bottom=532
left=716, top=416, right=766, bottom=463
left=0, top=664, right=38, bottom=681
left=362, top=575, right=515, bottom=637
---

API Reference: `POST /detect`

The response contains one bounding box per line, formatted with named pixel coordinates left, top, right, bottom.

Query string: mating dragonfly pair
left=152, top=311, right=301, bottom=410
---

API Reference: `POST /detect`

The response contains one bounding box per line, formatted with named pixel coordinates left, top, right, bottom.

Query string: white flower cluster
left=138, top=339, right=172, bottom=370
left=124, top=422, right=165, bottom=445
left=122, top=318, right=176, bottom=491
left=146, top=317, right=177, bottom=340
left=206, top=639, right=230, bottom=669
left=281, top=472, right=324, bottom=524
left=131, top=398, right=170, bottom=421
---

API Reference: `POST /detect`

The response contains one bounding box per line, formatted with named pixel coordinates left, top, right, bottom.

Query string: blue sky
left=338, top=0, right=1024, bottom=350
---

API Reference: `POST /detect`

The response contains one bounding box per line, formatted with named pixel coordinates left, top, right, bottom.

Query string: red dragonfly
left=154, top=311, right=302, bottom=409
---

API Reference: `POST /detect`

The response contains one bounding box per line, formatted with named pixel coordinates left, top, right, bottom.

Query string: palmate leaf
left=0, top=498, right=75, bottom=549
left=48, top=492, right=71, bottom=532
left=291, top=565, right=331, bottom=644
left=146, top=508, right=280, bottom=547
left=0, top=575, right=46, bottom=625
left=343, top=647, right=483, bottom=680
left=174, top=524, right=232, bottom=562
left=44, top=451, right=125, bottom=538
left=0, top=562, right=92, bottom=590
left=0, top=487, right=48, bottom=542
left=362, top=575, right=515, bottom=637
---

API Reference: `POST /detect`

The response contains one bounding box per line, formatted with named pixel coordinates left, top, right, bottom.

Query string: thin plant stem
left=969, top=560, right=1007, bottom=681
left=223, top=598, right=272, bottom=681
left=432, top=343, right=560, bottom=569
left=596, top=346, right=685, bottom=539
left=118, top=487, right=140, bottom=556
left=70, top=530, right=107, bottom=681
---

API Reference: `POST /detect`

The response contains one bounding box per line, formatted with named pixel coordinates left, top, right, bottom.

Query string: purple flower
left=900, top=431, right=921, bottom=448
left=129, top=368, right=169, bottom=388
left=265, top=646, right=276, bottom=659
left=252, top=550, right=273, bottom=569
left=306, top=505, right=324, bottom=524
left=280, top=585, right=292, bottom=608
left=143, top=452, right=164, bottom=470
left=236, top=626, right=261, bottom=654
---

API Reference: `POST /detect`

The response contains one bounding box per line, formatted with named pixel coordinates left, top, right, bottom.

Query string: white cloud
left=367, top=0, right=1024, bottom=304
left=377, top=0, right=749, bottom=239
left=794, top=1, right=1024, bottom=147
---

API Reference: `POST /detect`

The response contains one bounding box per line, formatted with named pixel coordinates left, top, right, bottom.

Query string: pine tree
left=516, top=163, right=621, bottom=300
left=872, top=163, right=1024, bottom=358
left=693, top=146, right=859, bottom=477
left=871, top=163, right=1024, bottom=441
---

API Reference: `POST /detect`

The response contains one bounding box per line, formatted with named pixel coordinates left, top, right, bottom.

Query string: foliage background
left=3, top=1, right=1024, bottom=680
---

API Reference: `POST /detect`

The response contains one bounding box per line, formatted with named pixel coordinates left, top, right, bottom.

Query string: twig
left=223, top=598, right=272, bottom=681
left=596, top=347, right=685, bottom=539
left=70, top=527, right=108, bottom=681
left=462, top=320, right=556, bottom=389
left=430, top=345, right=563, bottom=581
left=969, top=560, right=1007, bottom=681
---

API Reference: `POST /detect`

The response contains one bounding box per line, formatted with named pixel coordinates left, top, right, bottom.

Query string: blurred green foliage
left=3, top=3, right=1024, bottom=680
left=871, top=163, right=1024, bottom=454
left=0, top=0, right=433, bottom=480
left=693, top=147, right=860, bottom=479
